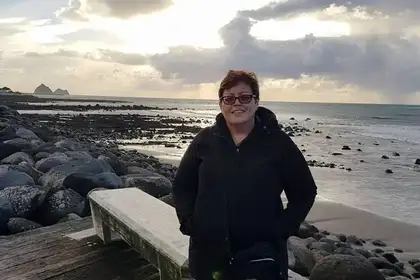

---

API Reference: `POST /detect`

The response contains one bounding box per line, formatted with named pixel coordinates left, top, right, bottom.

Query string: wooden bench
left=88, top=188, right=306, bottom=280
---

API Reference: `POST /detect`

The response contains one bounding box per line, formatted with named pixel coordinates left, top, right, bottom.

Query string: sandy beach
left=307, top=200, right=420, bottom=261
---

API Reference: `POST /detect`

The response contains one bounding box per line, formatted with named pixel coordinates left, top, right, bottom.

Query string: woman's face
left=219, top=82, right=259, bottom=126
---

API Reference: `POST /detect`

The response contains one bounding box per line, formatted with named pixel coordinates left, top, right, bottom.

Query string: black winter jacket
left=173, top=106, right=317, bottom=277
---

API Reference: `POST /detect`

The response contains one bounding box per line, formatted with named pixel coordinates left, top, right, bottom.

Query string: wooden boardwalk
left=0, top=217, right=159, bottom=280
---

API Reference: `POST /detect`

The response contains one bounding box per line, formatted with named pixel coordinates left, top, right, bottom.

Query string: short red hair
left=218, top=70, right=260, bottom=99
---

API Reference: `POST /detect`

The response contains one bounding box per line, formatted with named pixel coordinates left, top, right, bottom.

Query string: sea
left=21, top=95, right=420, bottom=227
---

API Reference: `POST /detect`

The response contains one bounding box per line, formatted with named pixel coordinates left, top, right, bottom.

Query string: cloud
left=240, top=0, right=420, bottom=21
left=55, top=0, right=88, bottom=21
left=56, top=0, right=174, bottom=21
left=146, top=15, right=420, bottom=96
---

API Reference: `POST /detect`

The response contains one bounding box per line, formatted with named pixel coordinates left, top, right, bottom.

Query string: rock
left=97, top=155, right=127, bottom=176
left=312, top=249, right=331, bottom=264
left=372, top=239, right=387, bottom=247
left=0, top=198, right=13, bottom=234
left=36, top=189, right=85, bottom=225
left=35, top=155, right=71, bottom=173
left=1, top=152, right=34, bottom=166
left=3, top=138, right=33, bottom=150
left=65, top=151, right=93, bottom=161
left=382, top=252, right=399, bottom=264
left=34, top=83, right=53, bottom=94
left=58, top=213, right=82, bottom=223
left=333, top=247, right=364, bottom=258
left=309, top=254, right=385, bottom=280
left=394, top=248, right=403, bottom=253
left=355, top=248, right=374, bottom=259
left=0, top=185, right=46, bottom=218
left=38, top=158, right=114, bottom=189
left=385, top=169, right=393, bottom=174
left=33, top=152, right=50, bottom=161
left=298, top=221, right=319, bottom=239
left=415, top=159, right=420, bottom=165
left=386, top=276, right=411, bottom=280
left=369, top=257, right=397, bottom=270
left=0, top=170, right=35, bottom=190
left=310, top=242, right=337, bottom=253
left=381, top=155, right=389, bottom=159
left=54, top=139, right=83, bottom=151
left=63, top=172, right=123, bottom=197
left=378, top=268, right=398, bottom=277
left=121, top=172, right=172, bottom=198
left=287, top=236, right=317, bottom=276
left=413, top=262, right=420, bottom=272
left=392, top=152, right=400, bottom=156
left=0, top=122, right=17, bottom=142
left=0, top=143, right=21, bottom=160
left=342, top=145, right=351, bottom=150
left=337, top=234, right=347, bottom=242
left=346, top=235, right=363, bottom=246
left=7, top=217, right=42, bottom=234
left=15, top=127, right=40, bottom=141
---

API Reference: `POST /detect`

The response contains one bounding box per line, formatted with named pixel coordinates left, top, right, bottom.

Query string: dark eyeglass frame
left=220, top=94, right=256, bottom=105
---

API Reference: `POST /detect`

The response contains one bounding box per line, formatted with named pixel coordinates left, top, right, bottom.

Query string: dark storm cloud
left=239, top=0, right=420, bottom=20
left=147, top=15, right=420, bottom=95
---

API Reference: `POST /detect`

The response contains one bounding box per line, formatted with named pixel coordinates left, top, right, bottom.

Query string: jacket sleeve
left=277, top=132, right=317, bottom=238
left=172, top=129, right=206, bottom=236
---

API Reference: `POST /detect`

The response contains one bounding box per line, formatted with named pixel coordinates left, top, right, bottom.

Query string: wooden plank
left=88, top=188, right=190, bottom=280
left=0, top=218, right=158, bottom=280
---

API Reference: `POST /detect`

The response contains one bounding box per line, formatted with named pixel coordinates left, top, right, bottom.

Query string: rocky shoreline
left=1, top=103, right=419, bottom=279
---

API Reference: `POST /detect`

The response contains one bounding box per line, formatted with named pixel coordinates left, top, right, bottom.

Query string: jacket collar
left=213, top=106, right=281, bottom=137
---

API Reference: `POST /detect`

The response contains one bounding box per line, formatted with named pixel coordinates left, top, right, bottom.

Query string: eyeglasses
left=220, top=94, right=255, bottom=105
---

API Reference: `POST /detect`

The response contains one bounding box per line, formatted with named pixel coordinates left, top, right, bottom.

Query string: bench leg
left=90, top=202, right=120, bottom=244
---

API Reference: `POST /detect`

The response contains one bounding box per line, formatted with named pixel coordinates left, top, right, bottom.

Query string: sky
left=1, top=0, right=420, bottom=104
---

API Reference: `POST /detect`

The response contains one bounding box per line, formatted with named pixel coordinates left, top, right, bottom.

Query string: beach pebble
left=342, top=145, right=351, bottom=150
left=385, top=169, right=393, bottom=174
left=372, top=239, right=387, bottom=247
left=347, top=235, right=363, bottom=246
left=382, top=252, right=399, bottom=264
left=310, top=255, right=385, bottom=280
left=381, top=155, right=389, bottom=159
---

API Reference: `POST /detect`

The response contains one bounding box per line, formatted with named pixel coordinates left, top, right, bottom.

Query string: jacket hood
left=214, top=106, right=281, bottom=133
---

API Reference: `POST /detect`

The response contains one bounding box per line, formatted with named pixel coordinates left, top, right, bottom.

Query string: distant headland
left=0, top=84, right=71, bottom=96
left=33, top=84, right=70, bottom=95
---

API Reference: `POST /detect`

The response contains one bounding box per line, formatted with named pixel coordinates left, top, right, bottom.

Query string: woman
left=173, top=70, right=317, bottom=280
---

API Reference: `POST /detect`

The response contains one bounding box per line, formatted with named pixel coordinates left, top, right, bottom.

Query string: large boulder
left=0, top=185, right=46, bottom=219
left=35, top=155, right=71, bottom=173
left=0, top=143, right=21, bottom=160
left=1, top=152, right=34, bottom=166
left=310, top=254, right=385, bottom=280
left=15, top=127, right=40, bottom=141
left=0, top=169, right=35, bottom=190
left=7, top=217, right=42, bottom=234
left=121, top=171, right=172, bottom=198
left=38, top=158, right=114, bottom=189
left=0, top=198, right=13, bottom=234
left=287, top=236, right=317, bottom=276
left=35, top=189, right=85, bottom=225
left=63, top=172, right=123, bottom=197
